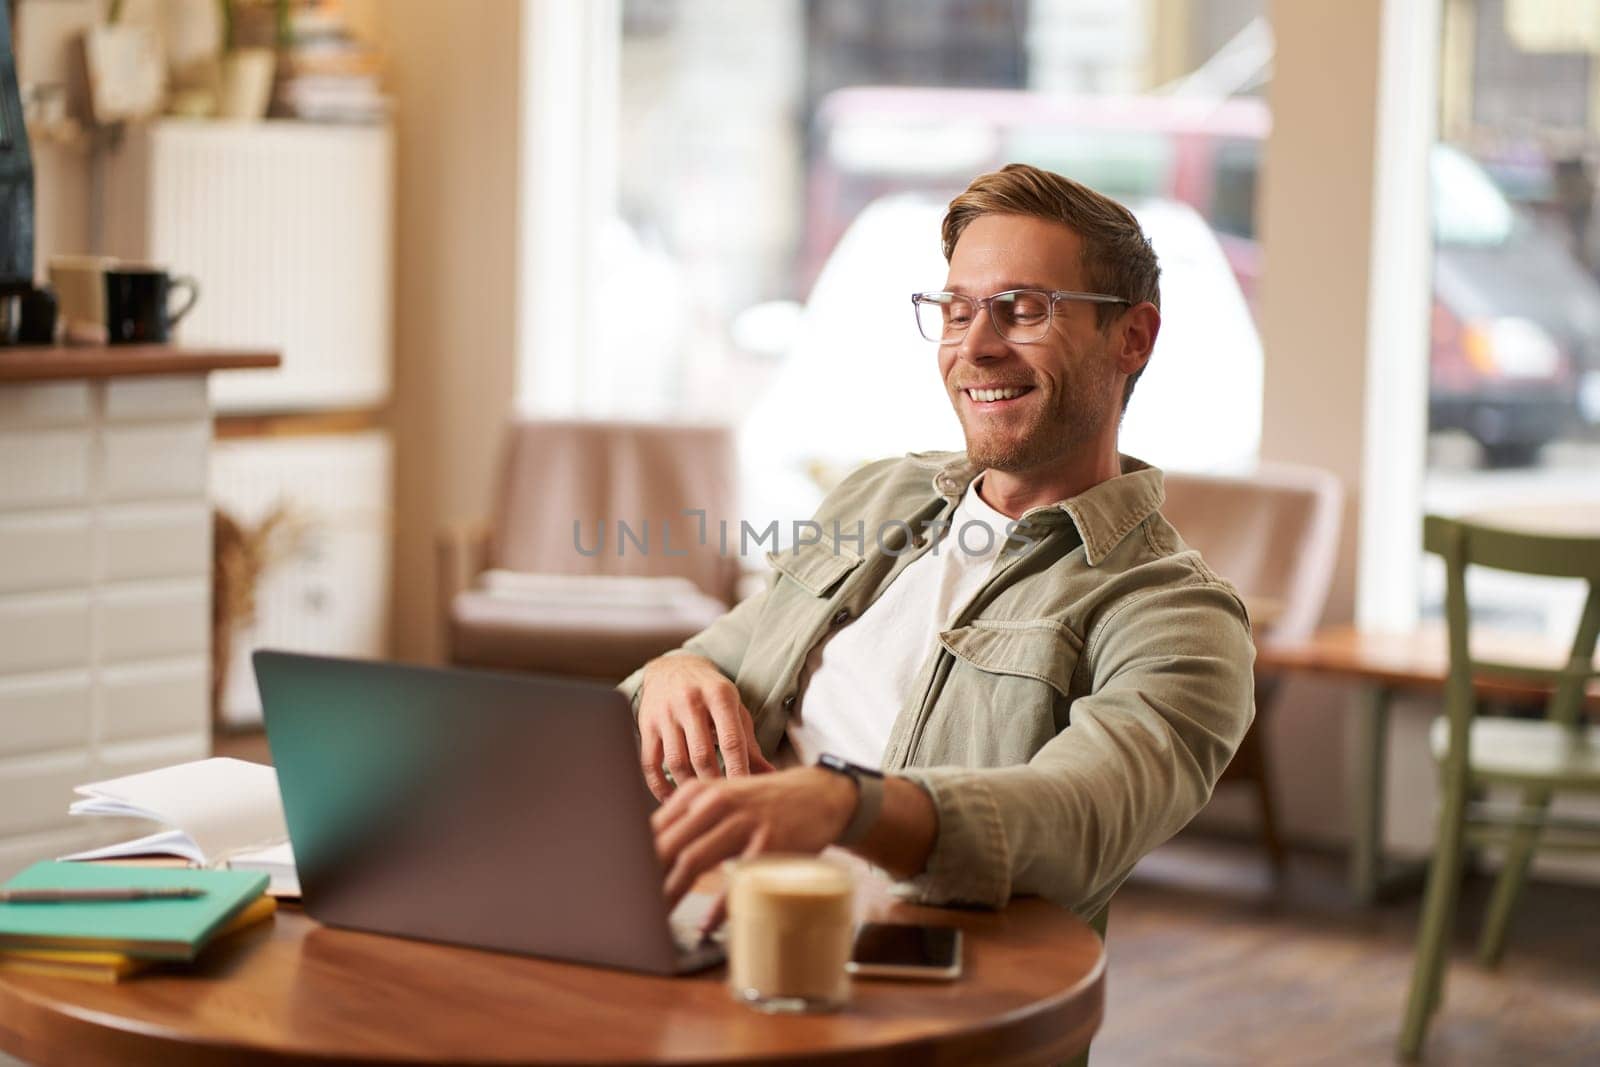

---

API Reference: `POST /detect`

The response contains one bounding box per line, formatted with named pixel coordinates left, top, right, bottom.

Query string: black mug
left=0, top=284, right=58, bottom=346
left=104, top=268, right=200, bottom=344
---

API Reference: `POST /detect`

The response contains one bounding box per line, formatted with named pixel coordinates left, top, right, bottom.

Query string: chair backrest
left=1423, top=515, right=1600, bottom=732
left=489, top=419, right=742, bottom=605
left=1158, top=464, right=1344, bottom=642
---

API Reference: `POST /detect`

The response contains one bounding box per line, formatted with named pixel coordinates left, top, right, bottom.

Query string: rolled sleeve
left=891, top=768, right=1012, bottom=908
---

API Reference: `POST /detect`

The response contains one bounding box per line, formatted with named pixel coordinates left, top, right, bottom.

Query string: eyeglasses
left=910, top=288, right=1129, bottom=344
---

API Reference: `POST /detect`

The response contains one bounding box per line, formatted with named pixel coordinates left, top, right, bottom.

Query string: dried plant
left=211, top=501, right=313, bottom=722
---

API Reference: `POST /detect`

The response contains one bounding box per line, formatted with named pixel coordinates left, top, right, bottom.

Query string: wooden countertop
left=0, top=344, right=280, bottom=383
left=1257, top=622, right=1600, bottom=709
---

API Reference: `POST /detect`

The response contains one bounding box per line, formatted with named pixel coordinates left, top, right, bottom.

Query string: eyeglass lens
left=916, top=291, right=1054, bottom=343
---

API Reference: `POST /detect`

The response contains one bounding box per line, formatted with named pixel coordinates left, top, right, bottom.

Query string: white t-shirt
left=785, top=477, right=1012, bottom=768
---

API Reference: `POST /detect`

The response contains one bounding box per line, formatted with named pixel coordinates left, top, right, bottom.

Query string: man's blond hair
left=942, top=163, right=1161, bottom=409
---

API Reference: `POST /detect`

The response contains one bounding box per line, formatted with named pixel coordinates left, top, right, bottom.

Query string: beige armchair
left=1160, top=463, right=1344, bottom=875
left=439, top=419, right=744, bottom=682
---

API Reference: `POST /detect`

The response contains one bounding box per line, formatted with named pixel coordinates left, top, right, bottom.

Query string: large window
left=1420, top=0, right=1600, bottom=639
left=548, top=0, right=1273, bottom=526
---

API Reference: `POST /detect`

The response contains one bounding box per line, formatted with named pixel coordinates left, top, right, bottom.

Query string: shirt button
left=832, top=608, right=852, bottom=626
left=782, top=693, right=797, bottom=710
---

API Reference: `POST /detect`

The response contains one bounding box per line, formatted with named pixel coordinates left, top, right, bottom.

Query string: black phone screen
left=849, top=922, right=961, bottom=969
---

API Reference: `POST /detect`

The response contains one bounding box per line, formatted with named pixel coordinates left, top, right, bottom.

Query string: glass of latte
left=725, top=854, right=857, bottom=1012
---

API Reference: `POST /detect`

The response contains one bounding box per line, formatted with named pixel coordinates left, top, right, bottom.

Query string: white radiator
left=102, top=120, right=395, bottom=414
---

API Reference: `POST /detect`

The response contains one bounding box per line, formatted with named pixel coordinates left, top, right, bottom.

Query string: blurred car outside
left=799, top=87, right=1600, bottom=467
left=734, top=193, right=1262, bottom=535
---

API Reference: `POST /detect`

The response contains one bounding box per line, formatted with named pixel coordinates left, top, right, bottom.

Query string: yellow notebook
left=0, top=894, right=277, bottom=983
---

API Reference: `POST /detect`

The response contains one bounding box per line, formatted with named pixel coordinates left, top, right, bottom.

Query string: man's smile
left=960, top=384, right=1037, bottom=409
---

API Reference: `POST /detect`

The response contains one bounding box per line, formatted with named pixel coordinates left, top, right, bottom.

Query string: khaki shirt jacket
left=621, top=451, right=1256, bottom=919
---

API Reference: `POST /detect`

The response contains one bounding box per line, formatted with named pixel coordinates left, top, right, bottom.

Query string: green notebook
left=0, top=861, right=269, bottom=961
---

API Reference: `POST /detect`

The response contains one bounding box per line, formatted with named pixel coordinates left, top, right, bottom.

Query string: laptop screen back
left=254, top=651, right=683, bottom=973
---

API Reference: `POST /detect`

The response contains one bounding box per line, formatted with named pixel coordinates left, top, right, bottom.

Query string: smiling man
left=622, top=163, right=1256, bottom=925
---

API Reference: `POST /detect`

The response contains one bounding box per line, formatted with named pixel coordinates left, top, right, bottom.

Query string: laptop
left=252, top=650, right=724, bottom=975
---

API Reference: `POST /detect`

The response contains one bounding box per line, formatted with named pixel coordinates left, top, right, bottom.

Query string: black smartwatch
left=817, top=753, right=886, bottom=846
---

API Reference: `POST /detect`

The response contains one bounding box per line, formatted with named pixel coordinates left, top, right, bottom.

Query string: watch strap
left=818, top=754, right=886, bottom=846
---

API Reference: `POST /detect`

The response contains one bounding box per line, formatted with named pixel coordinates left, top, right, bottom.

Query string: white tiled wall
left=0, top=750, right=93, bottom=840
left=0, top=512, right=94, bottom=592
left=101, top=424, right=211, bottom=501
left=0, top=594, right=92, bottom=675
left=0, top=430, right=93, bottom=508
left=0, top=672, right=93, bottom=755
left=0, top=382, right=92, bottom=426
left=103, top=378, right=212, bottom=422
left=0, top=376, right=214, bottom=877
left=100, top=661, right=209, bottom=742
left=101, top=504, right=211, bottom=582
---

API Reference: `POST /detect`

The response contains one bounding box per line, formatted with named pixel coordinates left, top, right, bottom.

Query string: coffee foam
left=740, top=860, right=854, bottom=897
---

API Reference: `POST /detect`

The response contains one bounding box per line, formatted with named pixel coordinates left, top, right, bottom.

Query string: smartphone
left=846, top=922, right=963, bottom=980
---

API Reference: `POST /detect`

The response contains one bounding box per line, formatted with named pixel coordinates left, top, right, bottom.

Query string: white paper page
left=72, top=757, right=289, bottom=864
left=58, top=828, right=207, bottom=865
left=69, top=798, right=164, bottom=819
left=230, top=840, right=293, bottom=868
left=229, top=841, right=301, bottom=898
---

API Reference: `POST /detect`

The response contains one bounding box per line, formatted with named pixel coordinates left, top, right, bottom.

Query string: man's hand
left=652, top=767, right=857, bottom=912
left=636, top=654, right=775, bottom=800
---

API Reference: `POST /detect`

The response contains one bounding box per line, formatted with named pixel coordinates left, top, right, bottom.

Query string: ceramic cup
left=103, top=266, right=200, bottom=344
left=47, top=255, right=117, bottom=343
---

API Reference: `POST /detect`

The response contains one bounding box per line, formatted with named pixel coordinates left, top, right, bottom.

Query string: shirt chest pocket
left=766, top=543, right=863, bottom=598
left=928, top=619, right=1084, bottom=761
left=741, top=544, right=866, bottom=724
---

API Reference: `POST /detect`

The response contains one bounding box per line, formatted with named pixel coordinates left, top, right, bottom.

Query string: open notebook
left=59, top=758, right=301, bottom=897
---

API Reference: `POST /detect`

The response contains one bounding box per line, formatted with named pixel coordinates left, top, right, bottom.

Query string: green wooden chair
left=1398, top=515, right=1600, bottom=1060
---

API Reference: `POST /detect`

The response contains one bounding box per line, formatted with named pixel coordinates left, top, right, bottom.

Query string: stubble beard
left=959, top=352, right=1117, bottom=474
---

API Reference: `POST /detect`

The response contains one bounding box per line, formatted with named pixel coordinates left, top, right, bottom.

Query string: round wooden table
left=0, top=880, right=1104, bottom=1066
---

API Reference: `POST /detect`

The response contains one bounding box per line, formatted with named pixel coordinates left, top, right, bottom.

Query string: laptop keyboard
left=669, top=892, right=727, bottom=955
left=672, top=922, right=722, bottom=952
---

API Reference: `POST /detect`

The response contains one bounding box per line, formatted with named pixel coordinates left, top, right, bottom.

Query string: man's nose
left=950, top=302, right=1007, bottom=362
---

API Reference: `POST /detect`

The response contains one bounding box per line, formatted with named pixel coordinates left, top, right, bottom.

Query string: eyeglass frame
left=909, top=288, right=1131, bottom=344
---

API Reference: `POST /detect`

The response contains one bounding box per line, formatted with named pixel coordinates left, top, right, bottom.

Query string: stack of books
left=272, top=0, right=387, bottom=123
left=0, top=862, right=274, bottom=983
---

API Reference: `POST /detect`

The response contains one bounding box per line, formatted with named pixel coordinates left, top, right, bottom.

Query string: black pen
left=0, top=887, right=208, bottom=903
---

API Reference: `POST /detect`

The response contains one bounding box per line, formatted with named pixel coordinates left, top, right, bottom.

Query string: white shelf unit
left=101, top=120, right=395, bottom=414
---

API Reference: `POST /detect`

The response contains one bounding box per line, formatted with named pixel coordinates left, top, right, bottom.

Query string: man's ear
left=1114, top=302, right=1161, bottom=377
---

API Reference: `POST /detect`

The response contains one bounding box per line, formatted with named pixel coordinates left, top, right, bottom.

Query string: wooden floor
left=1097, top=836, right=1600, bottom=1065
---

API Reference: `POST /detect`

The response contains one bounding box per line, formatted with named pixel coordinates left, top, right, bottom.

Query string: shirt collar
left=914, top=450, right=1166, bottom=566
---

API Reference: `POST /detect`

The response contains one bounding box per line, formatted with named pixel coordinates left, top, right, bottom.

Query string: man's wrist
left=641, top=650, right=703, bottom=687
left=644, top=649, right=690, bottom=673
left=809, top=773, right=938, bottom=881
left=816, top=755, right=886, bottom=846
left=865, top=776, right=938, bottom=880
left=807, top=766, right=859, bottom=839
